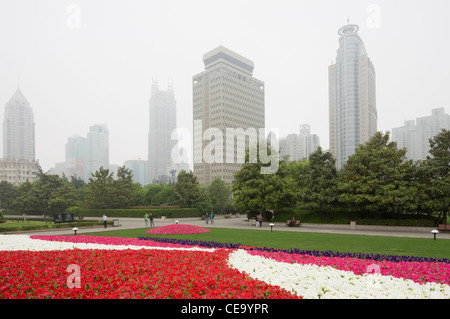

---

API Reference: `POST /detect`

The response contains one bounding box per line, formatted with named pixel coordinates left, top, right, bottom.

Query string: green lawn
left=85, top=227, right=450, bottom=260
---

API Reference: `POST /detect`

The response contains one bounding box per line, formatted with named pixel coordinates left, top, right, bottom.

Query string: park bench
left=438, top=224, right=450, bottom=231
left=286, top=220, right=300, bottom=227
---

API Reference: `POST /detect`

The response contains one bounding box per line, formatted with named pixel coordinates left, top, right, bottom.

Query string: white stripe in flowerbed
left=0, top=235, right=215, bottom=252
left=228, top=249, right=450, bottom=299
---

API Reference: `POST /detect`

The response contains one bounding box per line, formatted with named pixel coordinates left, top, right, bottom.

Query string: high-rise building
left=148, top=80, right=177, bottom=183
left=279, top=124, right=320, bottom=162
left=329, top=22, right=377, bottom=169
left=193, top=46, right=265, bottom=185
left=3, top=86, right=35, bottom=161
left=65, top=135, right=88, bottom=181
left=86, top=124, right=109, bottom=178
left=392, top=108, right=450, bottom=161
left=0, top=86, right=39, bottom=185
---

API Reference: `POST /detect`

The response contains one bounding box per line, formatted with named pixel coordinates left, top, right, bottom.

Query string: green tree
left=113, top=166, right=135, bottom=208
left=0, top=181, right=18, bottom=210
left=13, top=174, right=78, bottom=214
left=174, top=170, right=204, bottom=208
left=337, top=131, right=418, bottom=217
left=426, top=129, right=450, bottom=224
left=296, top=147, right=338, bottom=211
left=152, top=185, right=178, bottom=206
left=207, top=177, right=231, bottom=214
left=85, top=167, right=115, bottom=209
left=232, top=143, right=297, bottom=218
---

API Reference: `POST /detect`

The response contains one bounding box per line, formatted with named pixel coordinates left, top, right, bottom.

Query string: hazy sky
left=1, top=0, right=449, bottom=172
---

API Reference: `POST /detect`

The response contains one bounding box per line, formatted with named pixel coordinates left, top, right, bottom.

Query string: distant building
left=0, top=86, right=39, bottom=185
left=86, top=124, right=109, bottom=178
left=148, top=80, right=177, bottom=184
left=279, top=124, right=320, bottom=161
left=193, top=46, right=265, bottom=186
left=124, top=159, right=149, bottom=185
left=392, top=108, right=450, bottom=161
left=329, top=22, right=377, bottom=169
left=65, top=135, right=88, bottom=181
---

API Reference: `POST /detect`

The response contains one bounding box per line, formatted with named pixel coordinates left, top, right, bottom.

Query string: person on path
left=210, top=212, right=214, bottom=224
left=205, top=212, right=209, bottom=224
left=144, top=213, right=149, bottom=227
left=149, top=213, right=154, bottom=227
left=103, top=214, right=107, bottom=228
left=258, top=213, right=263, bottom=227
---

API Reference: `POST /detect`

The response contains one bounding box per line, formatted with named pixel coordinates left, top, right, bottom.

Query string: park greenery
left=0, top=129, right=449, bottom=226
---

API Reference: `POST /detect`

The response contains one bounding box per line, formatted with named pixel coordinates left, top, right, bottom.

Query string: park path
left=4, top=215, right=450, bottom=240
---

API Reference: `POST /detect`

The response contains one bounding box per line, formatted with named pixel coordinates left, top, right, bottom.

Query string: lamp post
left=431, top=229, right=439, bottom=240
left=270, top=223, right=274, bottom=232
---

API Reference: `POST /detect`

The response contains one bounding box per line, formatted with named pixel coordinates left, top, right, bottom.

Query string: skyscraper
left=147, top=80, right=177, bottom=183
left=193, top=46, right=265, bottom=185
left=0, top=86, right=39, bottom=185
left=329, top=22, right=377, bottom=169
left=3, top=86, right=35, bottom=161
left=86, top=124, right=109, bottom=179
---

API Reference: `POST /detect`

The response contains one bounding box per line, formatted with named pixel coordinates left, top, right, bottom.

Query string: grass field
left=85, top=227, right=450, bottom=260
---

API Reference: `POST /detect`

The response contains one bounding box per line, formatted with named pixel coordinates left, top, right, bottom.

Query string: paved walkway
left=4, top=215, right=450, bottom=240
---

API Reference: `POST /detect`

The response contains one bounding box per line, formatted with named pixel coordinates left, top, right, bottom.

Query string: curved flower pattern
left=145, top=224, right=210, bottom=235
left=0, top=234, right=449, bottom=299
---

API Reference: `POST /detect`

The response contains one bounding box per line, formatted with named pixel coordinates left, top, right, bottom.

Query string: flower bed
left=1, top=234, right=450, bottom=299
left=145, top=223, right=210, bottom=235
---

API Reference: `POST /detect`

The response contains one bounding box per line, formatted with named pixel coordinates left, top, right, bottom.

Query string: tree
left=0, top=181, right=18, bottom=210
left=85, top=167, right=116, bottom=209
left=426, top=129, right=450, bottom=224
left=207, top=177, right=231, bottom=214
left=232, top=142, right=297, bottom=218
left=13, top=174, right=78, bottom=214
left=113, top=166, right=135, bottom=208
left=337, top=131, right=418, bottom=217
left=174, top=170, right=204, bottom=208
left=295, top=147, right=338, bottom=211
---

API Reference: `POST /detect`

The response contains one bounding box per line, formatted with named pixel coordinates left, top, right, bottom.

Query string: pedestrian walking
left=103, top=214, right=107, bottom=228
left=149, top=213, right=154, bottom=227
left=144, top=213, right=149, bottom=227
left=258, top=213, right=263, bottom=228
left=205, top=212, right=209, bottom=224
left=210, top=212, right=214, bottom=224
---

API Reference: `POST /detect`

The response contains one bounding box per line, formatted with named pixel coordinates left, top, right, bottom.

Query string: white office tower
left=86, top=124, right=109, bottom=179
left=392, top=108, right=450, bottom=161
left=193, top=46, right=265, bottom=186
left=329, top=22, right=377, bottom=169
left=0, top=86, right=39, bottom=185
left=147, top=80, right=177, bottom=183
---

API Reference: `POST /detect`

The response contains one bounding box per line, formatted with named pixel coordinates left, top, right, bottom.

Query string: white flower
left=228, top=249, right=450, bottom=299
left=0, top=235, right=215, bottom=252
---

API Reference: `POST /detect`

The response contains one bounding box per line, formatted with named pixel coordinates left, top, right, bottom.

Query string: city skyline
left=0, top=0, right=449, bottom=172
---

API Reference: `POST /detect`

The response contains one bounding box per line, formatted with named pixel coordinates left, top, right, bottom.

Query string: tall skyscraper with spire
left=0, top=85, right=39, bottom=185
left=147, top=79, right=177, bottom=183
left=329, top=21, right=377, bottom=169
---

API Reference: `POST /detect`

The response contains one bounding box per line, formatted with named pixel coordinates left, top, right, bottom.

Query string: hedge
left=77, top=208, right=201, bottom=219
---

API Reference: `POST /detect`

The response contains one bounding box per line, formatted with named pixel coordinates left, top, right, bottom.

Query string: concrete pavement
left=4, top=215, right=450, bottom=240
